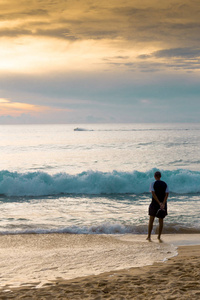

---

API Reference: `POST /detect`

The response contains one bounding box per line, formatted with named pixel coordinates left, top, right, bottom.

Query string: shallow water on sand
left=0, top=234, right=179, bottom=288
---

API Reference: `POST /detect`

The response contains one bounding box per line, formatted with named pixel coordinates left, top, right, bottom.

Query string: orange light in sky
left=0, top=98, right=48, bottom=116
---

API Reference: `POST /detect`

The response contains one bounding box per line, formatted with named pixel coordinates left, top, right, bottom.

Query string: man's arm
left=151, top=191, right=169, bottom=209
left=151, top=191, right=161, bottom=206
left=163, top=193, right=169, bottom=206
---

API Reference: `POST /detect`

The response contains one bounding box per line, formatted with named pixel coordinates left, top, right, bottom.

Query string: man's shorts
left=149, top=203, right=167, bottom=218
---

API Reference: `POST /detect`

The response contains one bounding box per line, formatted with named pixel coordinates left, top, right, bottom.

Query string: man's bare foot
left=157, top=236, right=163, bottom=243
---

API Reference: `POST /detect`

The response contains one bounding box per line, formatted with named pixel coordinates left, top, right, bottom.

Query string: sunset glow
left=0, top=98, right=50, bottom=116
left=0, top=0, right=200, bottom=123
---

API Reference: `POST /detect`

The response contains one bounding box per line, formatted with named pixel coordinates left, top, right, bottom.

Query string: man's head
left=154, top=171, right=161, bottom=180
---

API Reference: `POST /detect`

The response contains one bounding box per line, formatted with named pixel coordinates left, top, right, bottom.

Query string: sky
left=0, top=0, right=200, bottom=124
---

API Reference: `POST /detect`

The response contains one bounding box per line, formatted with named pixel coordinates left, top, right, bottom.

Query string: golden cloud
left=0, top=0, right=200, bottom=73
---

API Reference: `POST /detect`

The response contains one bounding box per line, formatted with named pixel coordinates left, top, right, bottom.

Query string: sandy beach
left=0, top=234, right=199, bottom=299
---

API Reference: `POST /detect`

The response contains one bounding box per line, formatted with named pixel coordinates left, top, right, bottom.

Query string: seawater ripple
left=1, top=169, right=200, bottom=196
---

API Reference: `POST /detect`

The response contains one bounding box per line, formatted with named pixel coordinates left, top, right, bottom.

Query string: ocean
left=0, top=123, right=200, bottom=235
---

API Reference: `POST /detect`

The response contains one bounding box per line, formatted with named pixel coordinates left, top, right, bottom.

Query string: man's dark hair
left=154, top=171, right=161, bottom=178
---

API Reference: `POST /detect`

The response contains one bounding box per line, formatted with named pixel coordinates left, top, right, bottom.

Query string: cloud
left=137, top=47, right=200, bottom=71
left=0, top=28, right=32, bottom=37
left=0, top=113, right=36, bottom=124
left=0, top=0, right=200, bottom=123
left=1, top=70, right=200, bottom=123
left=0, top=97, right=47, bottom=116
left=0, top=97, right=71, bottom=121
left=1, top=0, right=200, bottom=75
left=137, top=54, right=151, bottom=59
left=103, top=56, right=129, bottom=61
left=153, top=47, right=200, bottom=58
left=35, top=28, right=78, bottom=40
left=0, top=0, right=199, bottom=45
left=24, top=9, right=49, bottom=16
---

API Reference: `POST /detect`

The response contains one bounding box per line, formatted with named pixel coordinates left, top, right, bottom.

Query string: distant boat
left=74, top=127, right=86, bottom=131
left=74, top=127, right=93, bottom=131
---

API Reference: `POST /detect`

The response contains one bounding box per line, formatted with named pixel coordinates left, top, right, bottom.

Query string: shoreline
left=0, top=234, right=200, bottom=299
left=0, top=244, right=200, bottom=299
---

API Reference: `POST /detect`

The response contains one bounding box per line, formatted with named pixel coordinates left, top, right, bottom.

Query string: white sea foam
left=1, top=222, right=200, bottom=235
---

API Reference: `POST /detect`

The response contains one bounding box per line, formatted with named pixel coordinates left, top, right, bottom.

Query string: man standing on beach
left=147, top=171, right=169, bottom=241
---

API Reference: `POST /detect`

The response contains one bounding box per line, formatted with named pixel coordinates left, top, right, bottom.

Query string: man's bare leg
left=147, top=216, right=155, bottom=241
left=158, top=218, right=163, bottom=240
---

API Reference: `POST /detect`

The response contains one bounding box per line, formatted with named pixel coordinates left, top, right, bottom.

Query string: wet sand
left=0, top=235, right=199, bottom=299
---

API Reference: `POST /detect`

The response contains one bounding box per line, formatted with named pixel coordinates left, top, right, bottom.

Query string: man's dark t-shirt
left=149, top=180, right=169, bottom=217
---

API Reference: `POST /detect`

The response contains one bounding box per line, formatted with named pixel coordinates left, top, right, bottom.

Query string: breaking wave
left=0, top=169, right=200, bottom=197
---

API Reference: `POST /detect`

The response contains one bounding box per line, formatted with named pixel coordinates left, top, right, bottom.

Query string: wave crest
left=0, top=169, right=200, bottom=197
